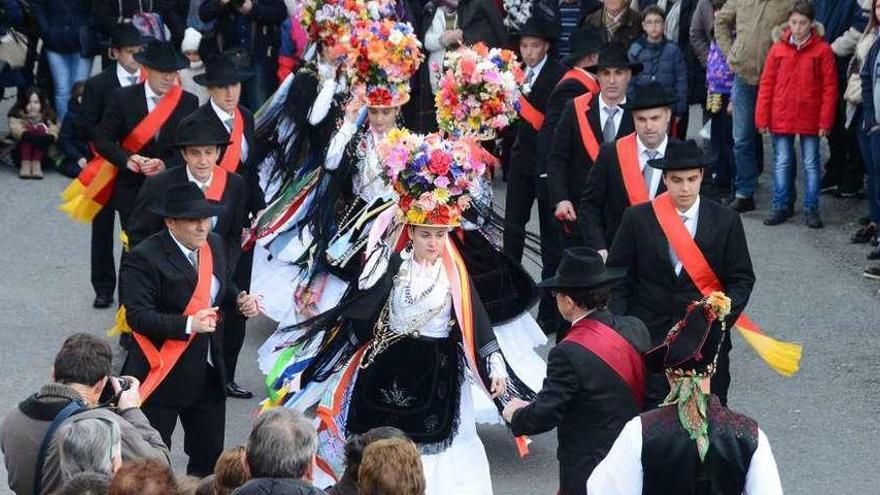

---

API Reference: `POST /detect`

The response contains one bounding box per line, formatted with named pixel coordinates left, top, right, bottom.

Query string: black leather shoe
left=728, top=197, right=755, bottom=213
left=226, top=382, right=254, bottom=399
left=763, top=210, right=790, bottom=226
left=851, top=224, right=877, bottom=244
left=93, top=294, right=113, bottom=309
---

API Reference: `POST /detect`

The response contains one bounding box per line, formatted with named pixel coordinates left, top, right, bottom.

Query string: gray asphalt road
left=1, top=115, right=879, bottom=493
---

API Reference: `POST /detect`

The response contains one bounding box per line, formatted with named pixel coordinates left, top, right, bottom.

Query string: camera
left=99, top=376, right=133, bottom=406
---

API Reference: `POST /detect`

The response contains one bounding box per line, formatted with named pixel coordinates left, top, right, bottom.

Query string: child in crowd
left=756, top=0, right=837, bottom=228
left=180, top=27, right=209, bottom=105
left=57, top=81, right=89, bottom=178
left=627, top=5, right=688, bottom=136
left=8, top=86, right=58, bottom=180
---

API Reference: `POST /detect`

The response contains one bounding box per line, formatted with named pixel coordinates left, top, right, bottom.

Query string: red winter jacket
left=755, top=27, right=838, bottom=135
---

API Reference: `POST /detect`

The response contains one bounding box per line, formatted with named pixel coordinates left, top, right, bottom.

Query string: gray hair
left=246, top=408, right=316, bottom=479
left=57, top=417, right=121, bottom=481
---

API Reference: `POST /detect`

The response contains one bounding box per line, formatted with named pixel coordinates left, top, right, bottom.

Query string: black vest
left=641, top=395, right=758, bottom=495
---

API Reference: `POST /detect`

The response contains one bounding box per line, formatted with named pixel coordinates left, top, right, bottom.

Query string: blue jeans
left=859, top=115, right=880, bottom=224
left=45, top=51, right=92, bottom=121
left=771, top=134, right=821, bottom=212
left=732, top=77, right=759, bottom=198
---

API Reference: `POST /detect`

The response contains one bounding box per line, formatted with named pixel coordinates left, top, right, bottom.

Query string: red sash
left=218, top=108, right=244, bottom=173
left=204, top=166, right=229, bottom=201
left=573, top=92, right=600, bottom=161
left=615, top=133, right=650, bottom=205
left=519, top=95, right=544, bottom=131
left=60, top=85, right=184, bottom=222
left=650, top=192, right=802, bottom=376
left=563, top=318, right=645, bottom=408
left=559, top=68, right=599, bottom=95
left=132, top=241, right=214, bottom=402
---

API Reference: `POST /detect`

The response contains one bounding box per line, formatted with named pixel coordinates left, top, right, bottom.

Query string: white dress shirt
left=144, top=81, right=162, bottom=113
left=169, top=230, right=220, bottom=368
left=116, top=64, right=140, bottom=88
left=525, top=54, right=548, bottom=88
left=598, top=95, right=627, bottom=136
left=669, top=195, right=700, bottom=275
left=210, top=98, right=249, bottom=162
left=186, top=168, right=219, bottom=229
left=636, top=134, right=668, bottom=199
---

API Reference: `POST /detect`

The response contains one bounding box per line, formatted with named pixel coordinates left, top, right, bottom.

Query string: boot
left=18, top=160, right=32, bottom=179
left=31, top=159, right=43, bottom=180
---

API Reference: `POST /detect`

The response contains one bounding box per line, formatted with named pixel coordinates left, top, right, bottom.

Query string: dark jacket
left=91, top=0, right=177, bottom=37
left=232, top=478, right=325, bottom=495
left=606, top=197, right=755, bottom=345
left=536, top=70, right=599, bottom=177
left=81, top=67, right=125, bottom=143
left=547, top=96, right=635, bottom=207
left=128, top=165, right=249, bottom=268
left=628, top=37, right=688, bottom=115
left=120, top=230, right=239, bottom=407
left=93, top=84, right=199, bottom=223
left=199, top=0, right=287, bottom=71
left=580, top=7, right=641, bottom=47
left=185, top=102, right=266, bottom=213
left=29, top=0, right=90, bottom=53
left=578, top=137, right=671, bottom=251
left=58, top=99, right=89, bottom=164
left=689, top=0, right=715, bottom=67
left=458, top=0, right=511, bottom=48
left=0, top=383, right=170, bottom=495
left=510, top=58, right=567, bottom=174
left=862, top=35, right=880, bottom=129
left=510, top=310, right=650, bottom=495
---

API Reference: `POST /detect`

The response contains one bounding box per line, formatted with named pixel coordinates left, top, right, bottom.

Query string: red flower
left=428, top=150, right=451, bottom=176
left=428, top=205, right=451, bottom=225
left=368, top=87, right=392, bottom=106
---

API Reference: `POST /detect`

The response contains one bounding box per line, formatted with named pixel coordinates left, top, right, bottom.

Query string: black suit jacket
left=547, top=97, right=634, bottom=207
left=93, top=84, right=199, bottom=220
left=510, top=310, right=650, bottom=495
left=606, top=198, right=756, bottom=344
left=185, top=102, right=266, bottom=214
left=509, top=59, right=566, bottom=175
left=80, top=67, right=122, bottom=143
left=120, top=230, right=238, bottom=407
left=127, top=165, right=248, bottom=269
left=536, top=74, right=598, bottom=176
left=578, top=137, right=673, bottom=251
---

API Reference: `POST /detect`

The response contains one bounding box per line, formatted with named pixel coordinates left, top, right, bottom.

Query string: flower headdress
left=434, top=43, right=527, bottom=139
left=298, top=0, right=395, bottom=50
left=340, top=19, right=423, bottom=107
left=379, top=129, right=492, bottom=226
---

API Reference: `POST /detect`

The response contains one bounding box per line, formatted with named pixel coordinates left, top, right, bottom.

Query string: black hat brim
left=192, top=71, right=254, bottom=87
left=174, top=139, right=232, bottom=148
left=149, top=200, right=225, bottom=219
left=648, top=157, right=710, bottom=171
left=134, top=52, right=189, bottom=72
left=536, top=267, right=627, bottom=289
left=622, top=96, right=679, bottom=112
left=109, top=34, right=150, bottom=48
left=587, top=61, right=643, bottom=76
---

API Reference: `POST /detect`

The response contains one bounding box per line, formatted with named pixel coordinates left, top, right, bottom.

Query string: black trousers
left=502, top=172, right=537, bottom=263
left=224, top=249, right=254, bottom=382
left=825, top=93, right=865, bottom=190
left=90, top=206, right=117, bottom=297
left=142, top=366, right=226, bottom=476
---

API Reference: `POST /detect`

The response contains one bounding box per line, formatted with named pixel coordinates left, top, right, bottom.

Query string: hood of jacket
left=771, top=22, right=826, bottom=43
left=232, top=478, right=325, bottom=495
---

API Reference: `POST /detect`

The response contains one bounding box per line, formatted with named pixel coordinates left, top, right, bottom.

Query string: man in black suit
left=503, top=248, right=650, bottom=495
left=120, top=182, right=261, bottom=476
left=547, top=44, right=639, bottom=249
left=579, top=82, right=678, bottom=258
left=190, top=55, right=267, bottom=399
left=607, top=140, right=756, bottom=408
left=80, top=25, right=147, bottom=309
left=93, top=40, right=199, bottom=238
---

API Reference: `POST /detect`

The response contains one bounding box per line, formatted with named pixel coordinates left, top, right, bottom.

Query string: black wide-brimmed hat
left=174, top=115, right=232, bottom=148
left=518, top=14, right=560, bottom=42
left=134, top=40, right=188, bottom=72
left=587, top=43, right=643, bottom=75
left=563, top=27, right=604, bottom=66
left=109, top=24, right=149, bottom=48
left=624, top=81, right=678, bottom=111
left=648, top=139, right=710, bottom=171
left=644, top=294, right=731, bottom=374
left=193, top=54, right=253, bottom=87
left=150, top=182, right=224, bottom=219
left=537, top=247, right=626, bottom=289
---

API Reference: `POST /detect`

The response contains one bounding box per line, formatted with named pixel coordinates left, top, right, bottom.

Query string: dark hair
left=108, top=459, right=178, bottom=495
left=872, top=0, right=880, bottom=29
left=788, top=0, right=815, bottom=21
left=71, top=81, right=86, bottom=104
left=642, top=5, right=665, bottom=20
left=358, top=438, right=425, bottom=495
left=339, top=427, right=408, bottom=485
left=9, top=86, right=56, bottom=123
left=55, top=472, right=111, bottom=495
left=53, top=333, right=113, bottom=387
left=558, top=284, right=613, bottom=311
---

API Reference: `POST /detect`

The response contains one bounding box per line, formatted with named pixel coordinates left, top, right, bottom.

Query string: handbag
left=0, top=28, right=28, bottom=69
left=131, top=0, right=167, bottom=41
left=844, top=57, right=863, bottom=104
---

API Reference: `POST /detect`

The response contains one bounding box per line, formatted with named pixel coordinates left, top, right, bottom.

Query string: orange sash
left=615, top=133, right=649, bottom=205
left=573, top=92, right=600, bottom=161
left=519, top=96, right=544, bottom=131
left=651, top=193, right=802, bottom=376
left=60, top=85, right=184, bottom=222
left=218, top=108, right=244, bottom=173
left=559, top=68, right=599, bottom=95
left=133, top=241, right=214, bottom=402
left=204, top=166, right=229, bottom=201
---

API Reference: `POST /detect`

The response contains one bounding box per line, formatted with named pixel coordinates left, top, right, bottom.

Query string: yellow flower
left=406, top=208, right=427, bottom=224
left=706, top=291, right=732, bottom=320
left=433, top=187, right=450, bottom=203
